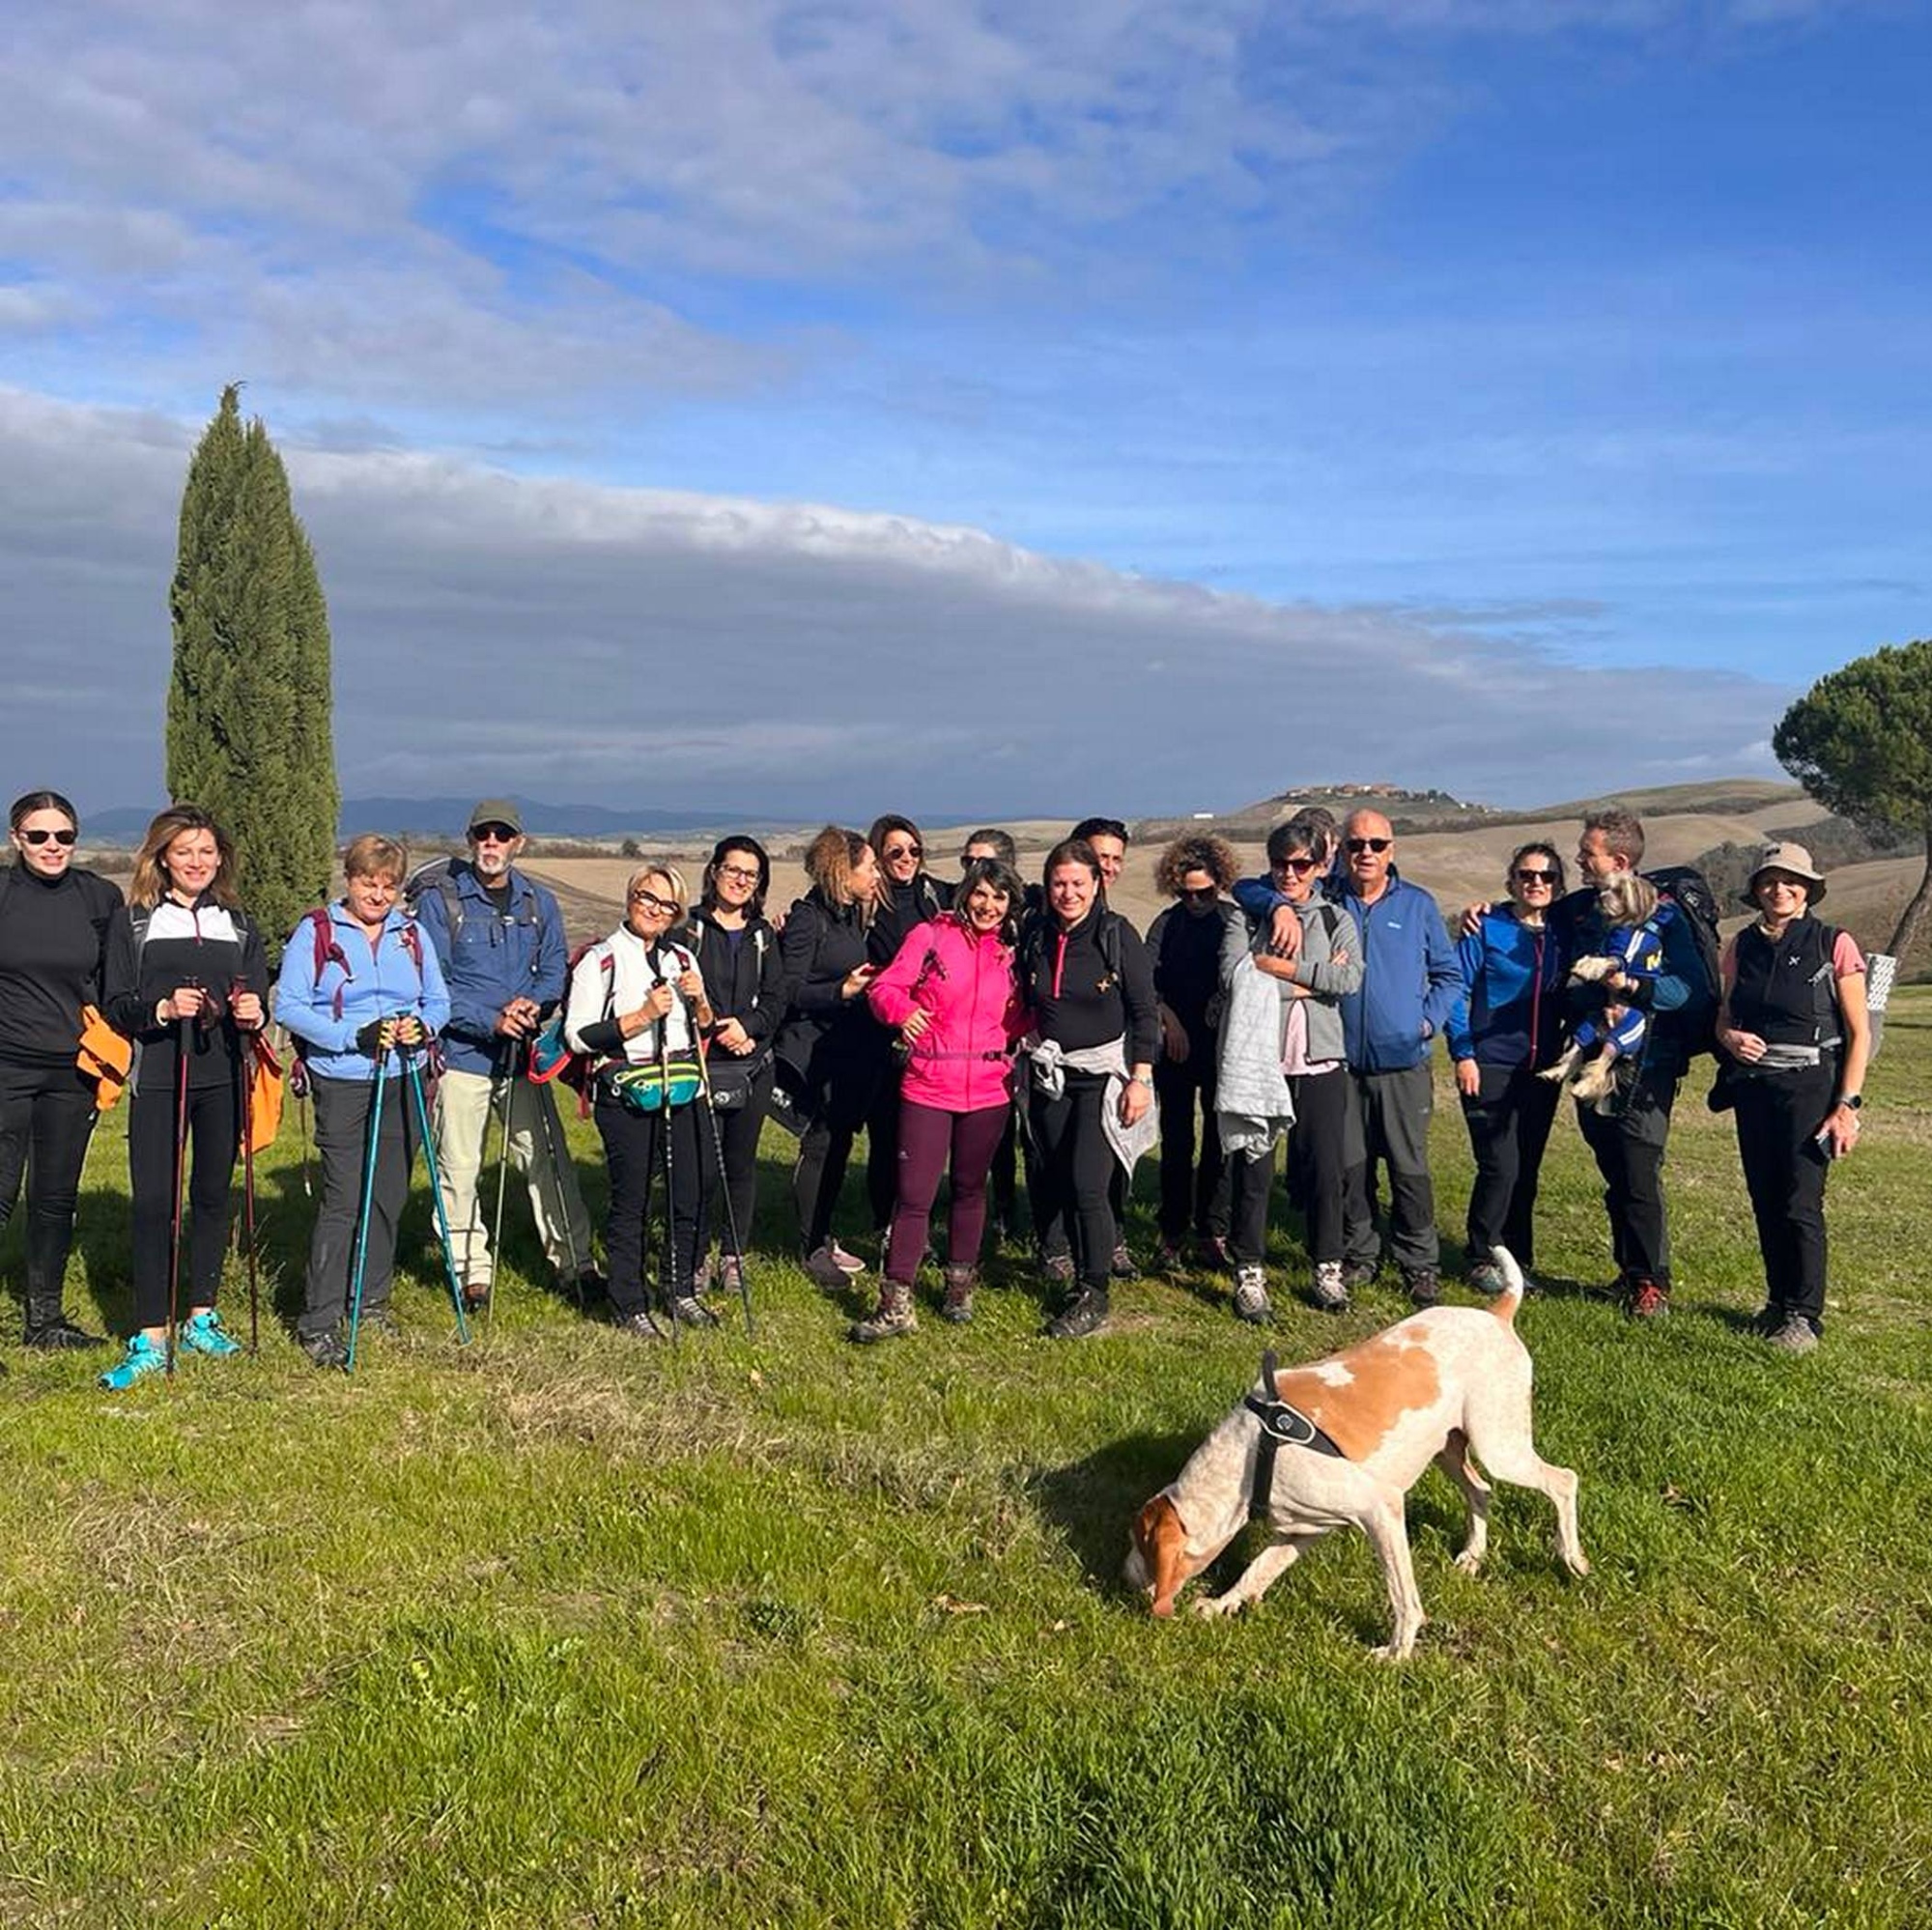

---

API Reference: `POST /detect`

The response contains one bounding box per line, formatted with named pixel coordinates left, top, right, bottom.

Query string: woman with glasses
left=1220, top=822, right=1365, bottom=1319
left=863, top=815, right=952, bottom=1247
left=684, top=837, right=785, bottom=1295
left=776, top=827, right=886, bottom=1289
left=0, top=790, right=124, bottom=1352
left=565, top=864, right=714, bottom=1337
left=99, top=805, right=270, bottom=1387
left=1447, top=841, right=1571, bottom=1294
left=1145, top=834, right=1241, bottom=1271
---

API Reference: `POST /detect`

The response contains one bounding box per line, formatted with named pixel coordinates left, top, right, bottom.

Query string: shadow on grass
left=1026, top=1429, right=1205, bottom=1592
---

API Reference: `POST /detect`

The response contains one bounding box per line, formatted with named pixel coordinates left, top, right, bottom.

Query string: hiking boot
left=1196, top=1234, right=1232, bottom=1273
left=179, top=1310, right=242, bottom=1358
left=99, top=1333, right=167, bottom=1391
left=828, top=1240, right=867, bottom=1275
left=573, top=1267, right=610, bottom=1304
left=1626, top=1278, right=1670, bottom=1320
left=1040, top=1252, right=1075, bottom=1290
left=1467, top=1262, right=1506, bottom=1298
left=850, top=1283, right=918, bottom=1345
left=356, top=1305, right=401, bottom=1338
left=1405, top=1267, right=1441, bottom=1308
left=613, top=1308, right=666, bottom=1343
left=668, top=1293, right=721, bottom=1330
left=1747, top=1303, right=1782, bottom=1337
left=804, top=1246, right=851, bottom=1291
left=461, top=1279, right=492, bottom=1312
left=22, top=1315, right=107, bottom=1350
left=1154, top=1237, right=1187, bottom=1271
left=1045, top=1286, right=1110, bottom=1340
left=1766, top=1314, right=1819, bottom=1354
left=1310, top=1260, right=1351, bottom=1313
left=692, top=1253, right=715, bottom=1294
left=1110, top=1243, right=1137, bottom=1280
left=299, top=1328, right=349, bottom=1371
left=1231, top=1265, right=1272, bottom=1325
left=1340, top=1258, right=1378, bottom=1293
left=940, top=1264, right=977, bottom=1324
left=714, top=1255, right=745, bottom=1297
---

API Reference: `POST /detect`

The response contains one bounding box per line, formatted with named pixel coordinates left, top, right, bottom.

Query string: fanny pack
left=609, top=1058, right=702, bottom=1114
left=704, top=1045, right=772, bottom=1112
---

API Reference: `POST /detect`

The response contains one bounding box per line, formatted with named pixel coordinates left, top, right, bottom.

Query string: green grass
left=5, top=996, right=1932, bottom=1926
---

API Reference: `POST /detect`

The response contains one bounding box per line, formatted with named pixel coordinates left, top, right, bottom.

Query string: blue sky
left=3, top=1, right=1927, bottom=819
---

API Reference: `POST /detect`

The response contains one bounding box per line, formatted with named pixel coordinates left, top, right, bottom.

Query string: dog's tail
left=1488, top=1245, right=1526, bottom=1325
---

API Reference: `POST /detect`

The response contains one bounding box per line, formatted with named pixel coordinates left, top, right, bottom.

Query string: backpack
left=1017, top=905, right=1126, bottom=1000
left=284, top=908, right=427, bottom=1100
left=527, top=940, right=612, bottom=1113
left=1642, top=866, right=1723, bottom=1058
left=403, top=857, right=468, bottom=943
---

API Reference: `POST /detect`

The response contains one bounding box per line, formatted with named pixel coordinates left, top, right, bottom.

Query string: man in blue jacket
left=415, top=801, right=600, bottom=1310
left=1333, top=810, right=1461, bottom=1303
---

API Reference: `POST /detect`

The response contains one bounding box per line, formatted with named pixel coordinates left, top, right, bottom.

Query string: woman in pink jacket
left=852, top=858, right=1029, bottom=1342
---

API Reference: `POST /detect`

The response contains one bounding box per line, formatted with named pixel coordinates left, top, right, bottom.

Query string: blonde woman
left=99, top=806, right=269, bottom=1387
left=565, top=863, right=714, bottom=1337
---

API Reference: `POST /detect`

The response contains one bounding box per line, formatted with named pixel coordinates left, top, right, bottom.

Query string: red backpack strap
left=309, top=906, right=353, bottom=1022
left=397, top=921, right=426, bottom=982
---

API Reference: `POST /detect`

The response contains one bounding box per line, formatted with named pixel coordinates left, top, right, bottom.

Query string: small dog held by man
left=1122, top=1248, right=1587, bottom=1658
left=1539, top=873, right=1664, bottom=1104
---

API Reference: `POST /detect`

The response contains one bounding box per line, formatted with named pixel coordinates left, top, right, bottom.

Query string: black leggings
left=1460, top=1062, right=1561, bottom=1270
left=128, top=1075, right=239, bottom=1330
left=1028, top=1073, right=1118, bottom=1290
left=696, top=1065, right=772, bottom=1261
left=595, top=1097, right=702, bottom=1315
left=0, top=1062, right=99, bottom=1320
left=1733, top=1064, right=1834, bottom=1328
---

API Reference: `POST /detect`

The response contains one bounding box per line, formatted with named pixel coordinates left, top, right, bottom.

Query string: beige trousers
left=432, top=1066, right=594, bottom=1290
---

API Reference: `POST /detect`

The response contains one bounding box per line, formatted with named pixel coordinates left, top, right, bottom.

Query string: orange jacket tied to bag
left=75, top=1005, right=132, bottom=1113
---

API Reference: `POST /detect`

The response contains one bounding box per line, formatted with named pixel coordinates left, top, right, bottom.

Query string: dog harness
left=1245, top=1348, right=1347, bottom=1519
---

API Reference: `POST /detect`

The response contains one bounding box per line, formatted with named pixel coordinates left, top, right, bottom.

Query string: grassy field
left=3, top=995, right=1930, bottom=1927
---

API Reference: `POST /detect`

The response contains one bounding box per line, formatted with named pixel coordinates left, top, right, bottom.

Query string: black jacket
left=868, top=871, right=952, bottom=967
left=1018, top=906, right=1159, bottom=1064
left=0, top=865, right=124, bottom=1069
left=684, top=909, right=785, bottom=1044
left=777, top=891, right=888, bottom=1100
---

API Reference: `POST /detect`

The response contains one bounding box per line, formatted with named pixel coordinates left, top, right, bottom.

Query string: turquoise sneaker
left=100, top=1332, right=168, bottom=1391
left=180, top=1310, right=242, bottom=1359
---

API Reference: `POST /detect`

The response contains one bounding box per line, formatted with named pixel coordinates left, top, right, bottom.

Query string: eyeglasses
left=884, top=842, right=923, bottom=861
left=1181, top=886, right=1220, bottom=903
left=470, top=823, right=519, bottom=844
left=630, top=890, right=678, bottom=914
left=18, top=827, right=78, bottom=847
left=1271, top=855, right=1318, bottom=875
left=1346, top=837, right=1392, bottom=855
left=1514, top=867, right=1559, bottom=885
left=715, top=864, right=760, bottom=884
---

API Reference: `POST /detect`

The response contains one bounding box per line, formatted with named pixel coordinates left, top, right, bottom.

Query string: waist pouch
left=609, top=1058, right=701, bottom=1114
left=705, top=1046, right=772, bottom=1112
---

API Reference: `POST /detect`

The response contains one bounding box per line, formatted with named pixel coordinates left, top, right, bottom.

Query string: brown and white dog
left=1123, top=1248, right=1587, bottom=1658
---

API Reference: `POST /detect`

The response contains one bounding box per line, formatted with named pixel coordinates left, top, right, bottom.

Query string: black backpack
left=1017, top=905, right=1126, bottom=1000
left=1644, top=865, right=1723, bottom=1058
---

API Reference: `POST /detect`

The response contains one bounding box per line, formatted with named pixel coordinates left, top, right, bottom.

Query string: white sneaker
left=1232, top=1265, right=1272, bottom=1325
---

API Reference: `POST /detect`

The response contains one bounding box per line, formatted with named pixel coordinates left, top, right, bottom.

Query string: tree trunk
left=1884, top=830, right=1932, bottom=962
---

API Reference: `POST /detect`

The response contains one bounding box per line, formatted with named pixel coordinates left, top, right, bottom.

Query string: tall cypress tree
left=167, top=385, right=339, bottom=954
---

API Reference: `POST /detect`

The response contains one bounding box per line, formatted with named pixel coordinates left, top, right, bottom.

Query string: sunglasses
left=1271, top=855, right=1319, bottom=875
left=1346, top=837, right=1392, bottom=855
left=1514, top=867, right=1559, bottom=885
left=1181, top=885, right=1220, bottom=903
left=18, top=827, right=78, bottom=847
left=470, top=823, right=519, bottom=844
left=629, top=890, right=678, bottom=914
left=884, top=841, right=923, bottom=861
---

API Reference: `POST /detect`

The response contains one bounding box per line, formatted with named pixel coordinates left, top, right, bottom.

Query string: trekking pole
left=530, top=1069, right=588, bottom=1309
left=165, top=1009, right=193, bottom=1378
left=695, top=1046, right=753, bottom=1336
left=400, top=1035, right=473, bottom=1348
left=487, top=1041, right=516, bottom=1323
left=345, top=1046, right=392, bottom=1376
left=239, top=1030, right=260, bottom=1355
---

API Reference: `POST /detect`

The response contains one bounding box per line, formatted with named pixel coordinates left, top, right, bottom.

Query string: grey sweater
left=1219, top=898, right=1364, bottom=1067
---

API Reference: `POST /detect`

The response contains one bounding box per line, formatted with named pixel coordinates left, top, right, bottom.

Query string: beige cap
left=1746, top=839, right=1825, bottom=905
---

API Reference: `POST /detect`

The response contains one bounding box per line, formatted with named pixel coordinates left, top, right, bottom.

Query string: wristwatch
left=1838, top=1093, right=1862, bottom=1111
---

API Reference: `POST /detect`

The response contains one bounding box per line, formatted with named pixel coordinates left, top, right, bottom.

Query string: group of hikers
left=0, top=783, right=1871, bottom=1384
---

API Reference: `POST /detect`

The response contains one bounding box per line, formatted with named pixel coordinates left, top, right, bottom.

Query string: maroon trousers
left=885, top=1099, right=1010, bottom=1286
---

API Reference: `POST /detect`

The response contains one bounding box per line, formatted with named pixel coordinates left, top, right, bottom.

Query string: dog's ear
left=1134, top=1494, right=1188, bottom=1618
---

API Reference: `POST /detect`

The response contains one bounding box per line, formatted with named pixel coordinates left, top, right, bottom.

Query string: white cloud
left=0, top=386, right=1787, bottom=821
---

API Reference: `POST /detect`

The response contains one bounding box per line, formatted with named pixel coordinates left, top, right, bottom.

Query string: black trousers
left=696, top=1064, right=772, bottom=1260
left=128, top=1074, right=239, bottom=1330
left=594, top=1096, right=702, bottom=1315
left=1732, top=1064, right=1834, bottom=1328
left=1577, top=1067, right=1678, bottom=1288
left=0, top=1060, right=98, bottom=1322
left=1028, top=1072, right=1118, bottom=1291
left=989, top=1103, right=1021, bottom=1234
left=1343, top=1063, right=1438, bottom=1273
left=302, top=1072, right=421, bottom=1337
left=1460, top=1062, right=1561, bottom=1271
left=1154, top=1050, right=1228, bottom=1240
left=865, top=1063, right=904, bottom=1231
left=1229, top=1069, right=1353, bottom=1266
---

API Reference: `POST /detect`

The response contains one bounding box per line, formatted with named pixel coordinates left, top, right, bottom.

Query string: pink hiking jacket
left=867, top=916, right=1028, bottom=1115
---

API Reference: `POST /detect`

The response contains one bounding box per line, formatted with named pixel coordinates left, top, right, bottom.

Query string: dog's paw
left=1191, top=1592, right=1242, bottom=1621
left=1452, top=1547, right=1485, bottom=1575
left=1563, top=1549, right=1592, bottom=1578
